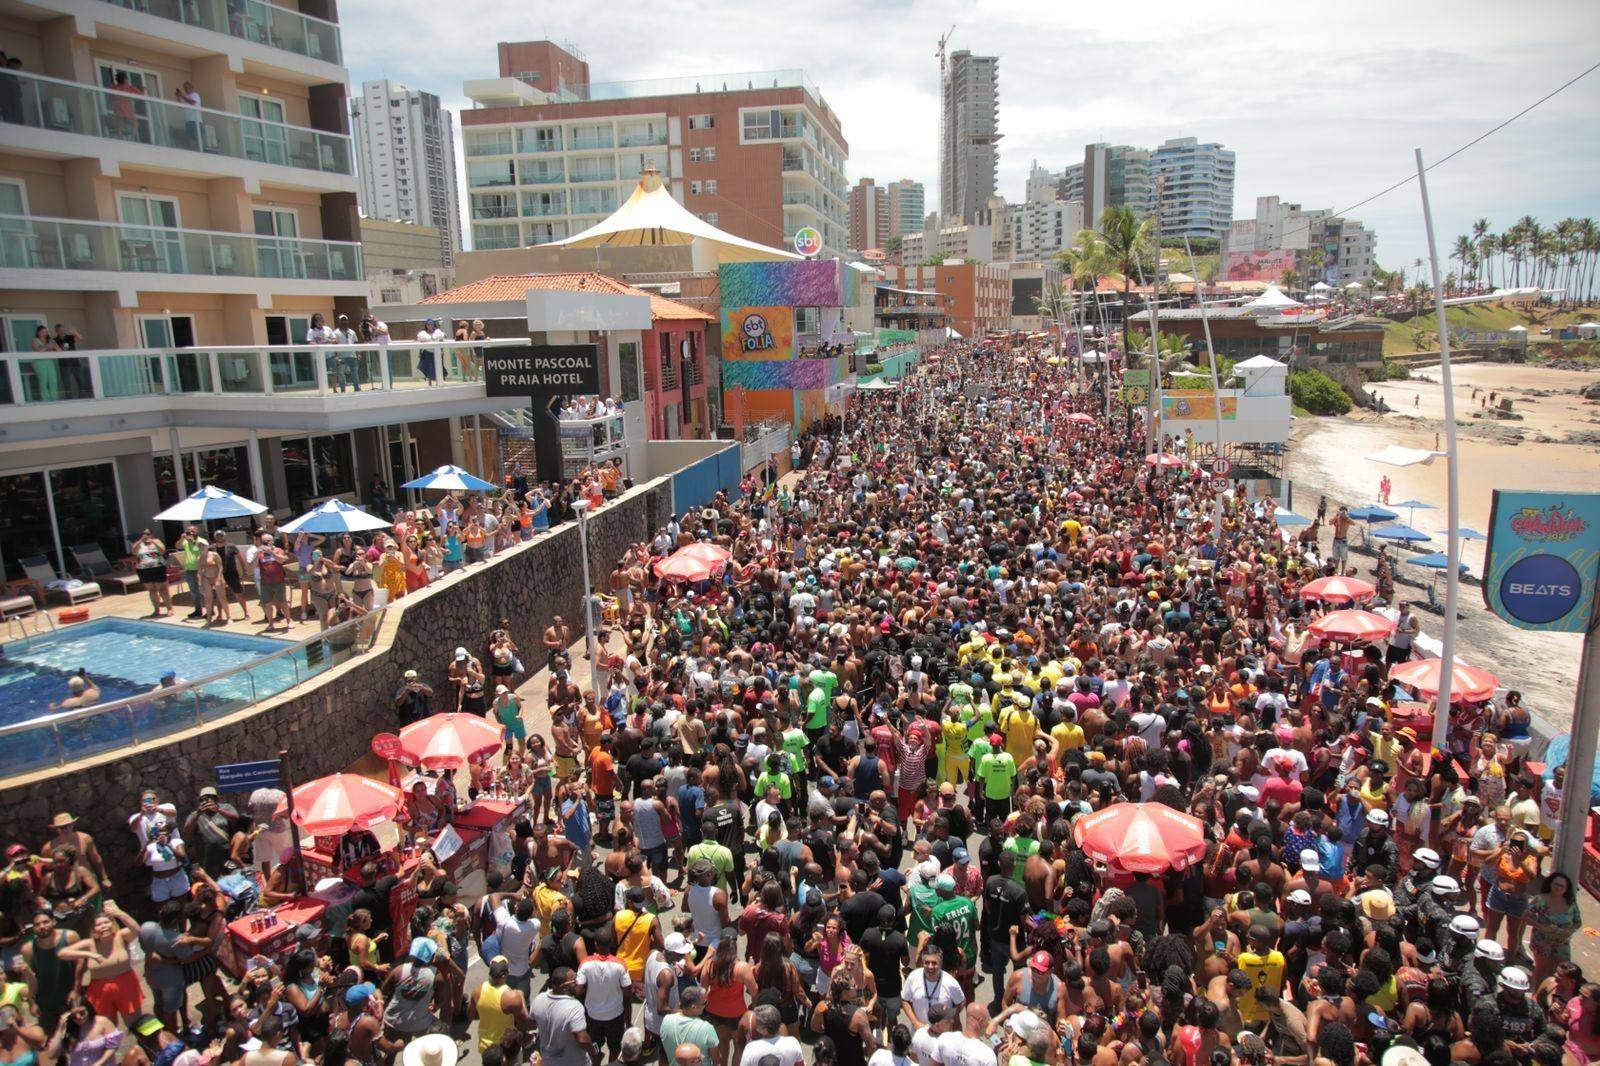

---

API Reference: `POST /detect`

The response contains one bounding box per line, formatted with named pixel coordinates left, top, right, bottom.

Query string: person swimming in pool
left=50, top=670, right=99, bottom=711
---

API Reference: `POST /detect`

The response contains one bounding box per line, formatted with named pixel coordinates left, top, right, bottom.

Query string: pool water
left=0, top=618, right=298, bottom=776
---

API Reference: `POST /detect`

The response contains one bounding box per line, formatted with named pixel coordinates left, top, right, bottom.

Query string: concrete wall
left=3, top=479, right=673, bottom=896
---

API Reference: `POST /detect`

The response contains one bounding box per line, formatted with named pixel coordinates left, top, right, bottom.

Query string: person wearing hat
left=1392, top=846, right=1440, bottom=917
left=924, top=874, right=979, bottom=990
left=1351, top=810, right=1399, bottom=887
left=392, top=668, right=433, bottom=727
left=1417, top=876, right=1460, bottom=947
left=1458, top=938, right=1506, bottom=1008
left=40, top=813, right=109, bottom=894
left=467, top=955, right=530, bottom=1055
left=380, top=937, right=442, bottom=1042
left=1000, top=951, right=1069, bottom=1028
left=181, top=787, right=241, bottom=877
left=1494, top=965, right=1544, bottom=1052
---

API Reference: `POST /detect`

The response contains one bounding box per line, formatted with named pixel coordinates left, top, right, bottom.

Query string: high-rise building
left=1009, top=199, right=1084, bottom=261
left=460, top=42, right=849, bottom=257
left=1223, top=195, right=1376, bottom=284
left=939, top=50, right=1000, bottom=225
left=1081, top=143, right=1153, bottom=228
left=352, top=79, right=462, bottom=265
left=1151, top=136, right=1234, bottom=241
left=849, top=178, right=890, bottom=252
left=1063, top=162, right=1085, bottom=204
left=1025, top=161, right=1066, bottom=204
left=886, top=179, right=925, bottom=240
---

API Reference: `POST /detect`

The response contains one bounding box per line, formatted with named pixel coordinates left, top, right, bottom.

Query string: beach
left=1285, top=360, right=1600, bottom=735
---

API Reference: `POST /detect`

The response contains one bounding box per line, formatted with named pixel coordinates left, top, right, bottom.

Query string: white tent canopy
left=1242, top=285, right=1304, bottom=312
left=1309, top=281, right=1334, bottom=291
left=551, top=167, right=799, bottom=266
left=1345, top=281, right=1365, bottom=290
left=1234, top=354, right=1287, bottom=370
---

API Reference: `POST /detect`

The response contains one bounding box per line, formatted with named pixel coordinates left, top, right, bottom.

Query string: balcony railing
left=618, top=131, right=667, bottom=147
left=0, top=68, right=354, bottom=176
left=1, top=337, right=531, bottom=407
left=0, top=212, right=361, bottom=281
left=97, top=0, right=341, bottom=65
left=568, top=133, right=613, bottom=150
left=568, top=164, right=616, bottom=183
left=521, top=168, right=565, bottom=185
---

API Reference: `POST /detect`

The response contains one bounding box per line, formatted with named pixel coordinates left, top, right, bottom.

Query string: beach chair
left=18, top=554, right=102, bottom=607
left=69, top=543, right=141, bottom=595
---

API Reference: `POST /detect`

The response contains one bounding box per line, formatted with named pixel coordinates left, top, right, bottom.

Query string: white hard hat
left=1413, top=848, right=1441, bottom=869
left=1498, top=966, right=1530, bottom=991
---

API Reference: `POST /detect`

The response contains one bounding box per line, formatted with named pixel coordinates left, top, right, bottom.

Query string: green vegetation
left=1288, top=368, right=1353, bottom=415
left=1380, top=302, right=1600, bottom=355
left=1362, top=361, right=1415, bottom=382
left=864, top=362, right=885, bottom=375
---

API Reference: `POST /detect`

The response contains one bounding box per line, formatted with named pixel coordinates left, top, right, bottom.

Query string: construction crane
left=936, top=24, right=956, bottom=74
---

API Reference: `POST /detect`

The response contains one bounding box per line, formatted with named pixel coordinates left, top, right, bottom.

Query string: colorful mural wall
left=718, top=355, right=851, bottom=391
left=720, top=260, right=843, bottom=308
left=721, top=307, right=795, bottom=362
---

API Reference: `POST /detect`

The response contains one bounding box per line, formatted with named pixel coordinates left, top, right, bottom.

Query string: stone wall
left=2, top=478, right=674, bottom=898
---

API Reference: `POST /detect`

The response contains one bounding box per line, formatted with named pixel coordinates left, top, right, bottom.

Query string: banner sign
left=1121, top=368, right=1150, bottom=406
left=483, top=344, right=600, bottom=397
left=1160, top=389, right=1238, bottom=421
left=216, top=759, right=282, bottom=793
left=1484, top=490, right=1600, bottom=632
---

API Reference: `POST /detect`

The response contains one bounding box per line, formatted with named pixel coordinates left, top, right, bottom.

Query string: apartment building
left=848, top=177, right=889, bottom=253
left=460, top=42, right=848, bottom=258
left=1151, top=136, right=1234, bottom=241
left=0, top=1, right=543, bottom=579
left=997, top=197, right=1083, bottom=261
left=878, top=260, right=1009, bottom=339
left=1025, top=161, right=1066, bottom=204
left=886, top=178, right=923, bottom=240
left=1224, top=195, right=1376, bottom=284
left=362, top=217, right=451, bottom=305
left=939, top=50, right=1000, bottom=225
left=1081, top=143, right=1154, bottom=227
left=351, top=79, right=460, bottom=265
left=900, top=220, right=994, bottom=265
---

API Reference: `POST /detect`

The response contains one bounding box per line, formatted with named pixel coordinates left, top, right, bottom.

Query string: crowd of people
left=1, top=339, right=1590, bottom=1066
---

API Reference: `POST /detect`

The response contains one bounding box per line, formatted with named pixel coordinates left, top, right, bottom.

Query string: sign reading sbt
left=1484, top=491, right=1600, bottom=632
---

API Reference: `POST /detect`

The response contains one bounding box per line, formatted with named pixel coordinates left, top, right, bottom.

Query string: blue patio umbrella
left=1455, top=528, right=1487, bottom=541
left=1273, top=508, right=1312, bottom=527
left=1347, top=504, right=1397, bottom=522
left=153, top=484, right=267, bottom=523
left=401, top=465, right=499, bottom=493
left=1371, top=523, right=1432, bottom=544
left=1390, top=498, right=1436, bottom=524
left=281, top=499, right=391, bottom=535
left=1406, top=551, right=1468, bottom=572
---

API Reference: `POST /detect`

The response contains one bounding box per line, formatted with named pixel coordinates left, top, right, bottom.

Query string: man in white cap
left=1440, top=913, right=1480, bottom=973
left=1494, top=966, right=1545, bottom=1052
left=1458, top=938, right=1505, bottom=1007
left=1351, top=809, right=1399, bottom=885
left=1288, top=848, right=1337, bottom=904
left=1418, top=875, right=1460, bottom=947
left=1393, top=846, right=1441, bottom=924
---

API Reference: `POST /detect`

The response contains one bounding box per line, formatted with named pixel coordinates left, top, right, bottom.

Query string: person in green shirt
left=806, top=664, right=838, bottom=734
left=754, top=753, right=793, bottom=801
left=926, top=875, right=979, bottom=980
left=177, top=526, right=209, bottom=620
left=976, top=747, right=1018, bottom=822
left=906, top=862, right=941, bottom=946
left=780, top=719, right=809, bottom=776
left=685, top=838, right=735, bottom=891
left=1002, top=815, right=1042, bottom=886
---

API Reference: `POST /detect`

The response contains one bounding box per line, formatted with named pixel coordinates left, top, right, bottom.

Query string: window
left=705, top=147, right=716, bottom=162
left=616, top=341, right=641, bottom=403
left=280, top=433, right=354, bottom=506
left=152, top=445, right=250, bottom=507
left=704, top=179, right=717, bottom=194
left=688, top=147, right=701, bottom=164
left=0, top=462, right=125, bottom=579
left=796, top=307, right=820, bottom=334
left=707, top=213, right=718, bottom=225
left=238, top=93, right=289, bottom=166
left=689, top=180, right=702, bottom=195
left=688, top=114, right=715, bottom=130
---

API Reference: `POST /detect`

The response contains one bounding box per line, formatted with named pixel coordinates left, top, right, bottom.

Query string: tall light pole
left=571, top=498, right=601, bottom=694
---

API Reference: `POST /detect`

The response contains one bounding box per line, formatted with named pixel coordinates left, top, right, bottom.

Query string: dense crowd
left=0, top=340, right=1588, bottom=1066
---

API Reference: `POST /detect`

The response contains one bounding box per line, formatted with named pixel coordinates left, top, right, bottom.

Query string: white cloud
left=345, top=0, right=1600, bottom=266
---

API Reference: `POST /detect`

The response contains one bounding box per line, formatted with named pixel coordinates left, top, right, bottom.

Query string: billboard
left=483, top=344, right=600, bottom=397
left=1160, top=389, right=1238, bottom=421
left=1225, top=249, right=1298, bottom=283
left=1484, top=491, right=1600, bottom=632
left=719, top=260, right=842, bottom=308
left=721, top=307, right=794, bottom=362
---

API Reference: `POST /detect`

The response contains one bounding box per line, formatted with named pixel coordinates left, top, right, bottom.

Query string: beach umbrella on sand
left=1372, top=523, right=1432, bottom=544
left=397, top=713, right=505, bottom=770
left=1145, top=452, right=1184, bottom=468
left=1308, top=609, right=1397, bottom=644
left=281, top=499, right=391, bottom=535
left=153, top=485, right=267, bottom=523
left=1300, top=576, right=1377, bottom=604
left=1389, top=658, right=1498, bottom=703
left=1274, top=508, right=1311, bottom=527
left=276, top=773, right=404, bottom=835
left=1390, top=499, right=1435, bottom=524
left=1408, top=552, right=1469, bottom=572
left=1347, top=505, right=1398, bottom=522
left=402, top=465, right=498, bottom=493
left=1074, top=802, right=1207, bottom=873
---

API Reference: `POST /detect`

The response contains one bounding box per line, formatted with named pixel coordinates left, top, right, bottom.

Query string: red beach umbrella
left=276, top=773, right=404, bottom=835
left=1300, top=576, right=1378, bottom=604
left=1307, top=609, right=1397, bottom=644
left=1073, top=802, right=1207, bottom=873
left=397, top=713, right=505, bottom=770
left=1389, top=658, right=1498, bottom=703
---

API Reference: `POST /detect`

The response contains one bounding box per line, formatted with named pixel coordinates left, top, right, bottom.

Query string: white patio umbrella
left=154, top=485, right=267, bottom=523
left=281, top=499, right=391, bottom=535
left=401, top=465, right=498, bottom=492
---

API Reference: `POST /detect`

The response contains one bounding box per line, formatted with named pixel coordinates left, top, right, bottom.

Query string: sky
left=344, top=0, right=1600, bottom=273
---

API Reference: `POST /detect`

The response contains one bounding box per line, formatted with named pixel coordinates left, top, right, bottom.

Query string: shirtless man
left=526, top=821, right=578, bottom=884
left=1192, top=908, right=1241, bottom=984
left=199, top=539, right=227, bottom=625
left=40, top=813, right=110, bottom=893
left=1022, top=849, right=1057, bottom=911
left=544, top=615, right=571, bottom=666
left=50, top=672, right=100, bottom=711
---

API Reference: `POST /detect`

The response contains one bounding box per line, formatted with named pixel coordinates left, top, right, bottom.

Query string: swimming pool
left=0, top=618, right=298, bottom=776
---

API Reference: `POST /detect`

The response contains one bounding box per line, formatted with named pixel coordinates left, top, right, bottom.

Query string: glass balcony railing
left=618, top=130, right=666, bottom=147
left=568, top=163, right=615, bottom=183
left=521, top=169, right=565, bottom=185
left=97, top=0, right=341, bottom=65
left=2, top=338, right=532, bottom=407
left=568, top=133, right=613, bottom=150
left=0, top=68, right=354, bottom=176
left=0, top=213, right=362, bottom=281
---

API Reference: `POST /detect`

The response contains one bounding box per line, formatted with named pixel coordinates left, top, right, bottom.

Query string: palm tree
left=1580, top=218, right=1599, bottom=303
left=1095, top=205, right=1156, bottom=354
left=1477, top=227, right=1497, bottom=290
left=1513, top=215, right=1540, bottom=285
left=1278, top=267, right=1302, bottom=291
left=1059, top=236, right=1117, bottom=412
left=1451, top=236, right=1474, bottom=293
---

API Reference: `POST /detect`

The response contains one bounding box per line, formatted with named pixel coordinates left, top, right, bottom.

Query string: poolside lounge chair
left=1, top=587, right=37, bottom=626
left=69, top=543, right=141, bottom=595
left=17, top=555, right=102, bottom=607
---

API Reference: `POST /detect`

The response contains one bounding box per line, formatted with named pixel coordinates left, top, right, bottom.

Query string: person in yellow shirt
left=999, top=699, right=1043, bottom=764
left=1061, top=518, right=1082, bottom=545
left=1236, top=925, right=1285, bottom=1024
left=1050, top=714, right=1086, bottom=754
left=941, top=706, right=971, bottom=783
left=532, top=866, right=573, bottom=927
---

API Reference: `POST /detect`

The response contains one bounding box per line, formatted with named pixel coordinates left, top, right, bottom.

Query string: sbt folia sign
left=1484, top=491, right=1600, bottom=632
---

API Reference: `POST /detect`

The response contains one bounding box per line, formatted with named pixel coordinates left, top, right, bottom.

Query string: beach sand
left=1285, top=361, right=1600, bottom=735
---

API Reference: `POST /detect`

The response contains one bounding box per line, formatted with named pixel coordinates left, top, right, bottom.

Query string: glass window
left=197, top=446, right=249, bottom=499
left=0, top=471, right=52, bottom=578
left=49, top=463, right=124, bottom=572
left=616, top=341, right=641, bottom=404
left=280, top=436, right=314, bottom=505
left=312, top=434, right=354, bottom=497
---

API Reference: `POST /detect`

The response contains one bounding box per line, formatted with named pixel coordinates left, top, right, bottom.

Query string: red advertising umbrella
left=397, top=713, right=505, bottom=770
left=1307, top=609, right=1397, bottom=644
left=1144, top=452, right=1184, bottom=468
left=1073, top=802, right=1207, bottom=873
left=1067, top=413, right=1096, bottom=425
left=275, top=773, right=404, bottom=835
left=653, top=553, right=720, bottom=583
left=1389, top=658, right=1499, bottom=703
left=1300, top=576, right=1378, bottom=604
left=675, top=542, right=733, bottom=568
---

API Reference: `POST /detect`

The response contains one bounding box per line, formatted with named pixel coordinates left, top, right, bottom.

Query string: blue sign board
left=1485, top=491, right=1600, bottom=633
left=216, top=759, right=282, bottom=793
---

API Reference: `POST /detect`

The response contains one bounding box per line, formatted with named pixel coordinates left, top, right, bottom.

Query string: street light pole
left=571, top=498, right=601, bottom=694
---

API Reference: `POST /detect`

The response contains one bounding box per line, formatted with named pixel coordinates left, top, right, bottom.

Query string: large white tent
left=550, top=167, right=799, bottom=269
left=1242, top=285, right=1304, bottom=313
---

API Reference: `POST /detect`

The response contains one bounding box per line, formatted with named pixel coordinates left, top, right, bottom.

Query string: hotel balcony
left=0, top=212, right=364, bottom=295
left=0, top=338, right=530, bottom=443
left=3, top=0, right=343, bottom=84
left=0, top=68, right=355, bottom=189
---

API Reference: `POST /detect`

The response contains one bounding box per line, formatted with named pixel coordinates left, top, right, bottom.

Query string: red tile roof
left=419, top=272, right=713, bottom=322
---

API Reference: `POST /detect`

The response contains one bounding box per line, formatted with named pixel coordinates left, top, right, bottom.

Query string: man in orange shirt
left=588, top=732, right=618, bottom=844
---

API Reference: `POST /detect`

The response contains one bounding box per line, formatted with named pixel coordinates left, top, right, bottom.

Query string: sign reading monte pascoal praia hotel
left=483, top=344, right=601, bottom=398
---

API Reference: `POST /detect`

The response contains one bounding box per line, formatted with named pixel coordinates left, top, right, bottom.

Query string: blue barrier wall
left=671, top=442, right=742, bottom=515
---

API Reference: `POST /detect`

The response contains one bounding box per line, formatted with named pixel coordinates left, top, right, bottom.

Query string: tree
left=1095, top=205, right=1155, bottom=355
left=1451, top=236, right=1474, bottom=293
left=1279, top=268, right=1302, bottom=291
left=885, top=235, right=903, bottom=255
